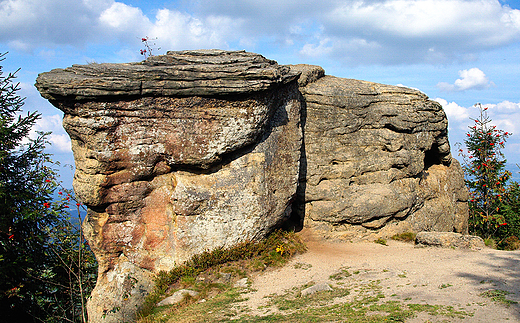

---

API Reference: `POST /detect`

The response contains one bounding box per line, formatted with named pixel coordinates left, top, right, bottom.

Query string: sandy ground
left=241, top=228, right=520, bottom=322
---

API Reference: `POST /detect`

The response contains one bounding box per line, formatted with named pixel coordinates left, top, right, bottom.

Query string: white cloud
left=99, top=2, right=150, bottom=31
left=0, top=0, right=235, bottom=54
left=7, top=39, right=32, bottom=51
left=31, top=114, right=71, bottom=153
left=3, top=0, right=519, bottom=65
left=436, top=99, right=520, bottom=164
left=148, top=9, right=237, bottom=50
left=0, top=0, right=113, bottom=49
left=299, top=38, right=333, bottom=57
left=435, top=98, right=471, bottom=122
left=436, top=99, right=520, bottom=132
left=483, top=101, right=520, bottom=134
left=95, top=3, right=241, bottom=53
left=485, top=100, right=520, bottom=111
left=47, top=133, right=72, bottom=152
left=195, top=0, right=520, bottom=65
left=437, top=68, right=494, bottom=92
left=327, top=0, right=520, bottom=41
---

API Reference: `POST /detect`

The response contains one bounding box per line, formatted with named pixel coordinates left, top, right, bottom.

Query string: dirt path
left=241, top=228, right=520, bottom=322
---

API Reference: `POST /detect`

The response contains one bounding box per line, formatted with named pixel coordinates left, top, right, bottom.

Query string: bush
left=140, top=229, right=306, bottom=317
left=500, top=236, right=520, bottom=251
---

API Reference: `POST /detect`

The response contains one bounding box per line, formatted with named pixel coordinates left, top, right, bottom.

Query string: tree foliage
left=0, top=52, right=97, bottom=322
left=460, top=103, right=520, bottom=248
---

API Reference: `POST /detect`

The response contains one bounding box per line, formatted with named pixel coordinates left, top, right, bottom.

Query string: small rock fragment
left=415, top=231, right=485, bottom=250
left=301, top=283, right=333, bottom=296
left=234, top=278, right=250, bottom=288
left=157, top=289, right=199, bottom=306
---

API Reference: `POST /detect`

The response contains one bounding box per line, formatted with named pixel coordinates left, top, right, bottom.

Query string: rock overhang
left=35, top=49, right=300, bottom=101
left=35, top=50, right=302, bottom=169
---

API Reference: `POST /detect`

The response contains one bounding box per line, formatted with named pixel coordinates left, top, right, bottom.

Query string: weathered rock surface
left=36, top=50, right=302, bottom=323
left=288, top=64, right=468, bottom=239
left=36, top=49, right=298, bottom=100
left=35, top=51, right=469, bottom=323
left=408, top=163, right=468, bottom=232
left=415, top=231, right=485, bottom=249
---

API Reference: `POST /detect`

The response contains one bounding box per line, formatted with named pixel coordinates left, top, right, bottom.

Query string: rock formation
left=36, top=50, right=303, bottom=322
left=289, top=64, right=468, bottom=240
left=35, top=50, right=468, bottom=322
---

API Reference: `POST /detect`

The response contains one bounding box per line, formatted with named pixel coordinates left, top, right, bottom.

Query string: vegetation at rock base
left=374, top=237, right=388, bottom=246
left=390, top=232, right=416, bottom=243
left=139, top=229, right=306, bottom=319
left=459, top=103, right=520, bottom=249
left=0, top=52, right=97, bottom=322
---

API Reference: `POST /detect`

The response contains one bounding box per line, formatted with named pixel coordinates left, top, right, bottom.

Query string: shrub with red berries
left=459, top=103, right=520, bottom=248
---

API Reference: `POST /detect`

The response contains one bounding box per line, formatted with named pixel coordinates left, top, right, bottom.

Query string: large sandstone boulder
left=288, top=64, right=468, bottom=240
left=36, top=50, right=303, bottom=323
left=35, top=51, right=469, bottom=322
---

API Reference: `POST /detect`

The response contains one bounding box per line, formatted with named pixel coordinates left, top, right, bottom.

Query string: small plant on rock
left=140, top=36, right=160, bottom=59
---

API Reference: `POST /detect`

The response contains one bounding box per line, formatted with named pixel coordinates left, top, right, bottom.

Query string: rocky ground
left=241, top=228, right=520, bottom=322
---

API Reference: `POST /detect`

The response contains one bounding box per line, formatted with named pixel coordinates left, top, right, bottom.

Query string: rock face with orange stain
left=36, top=50, right=303, bottom=323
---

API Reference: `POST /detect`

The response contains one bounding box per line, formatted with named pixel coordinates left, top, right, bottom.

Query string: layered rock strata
left=36, top=50, right=303, bottom=322
left=289, top=64, right=468, bottom=239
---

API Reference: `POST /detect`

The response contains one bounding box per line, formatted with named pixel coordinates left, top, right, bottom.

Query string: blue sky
left=1, top=0, right=520, bottom=187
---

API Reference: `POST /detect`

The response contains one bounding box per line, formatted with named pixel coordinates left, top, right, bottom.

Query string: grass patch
left=374, top=237, right=387, bottom=246
left=139, top=288, right=247, bottom=323
left=269, top=285, right=351, bottom=311
left=480, top=289, right=518, bottom=307
left=484, top=238, right=497, bottom=248
left=329, top=267, right=351, bottom=280
left=140, top=273, right=476, bottom=323
left=406, top=304, right=471, bottom=318
left=245, top=280, right=411, bottom=322
left=294, top=262, right=312, bottom=270
left=391, top=232, right=417, bottom=242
